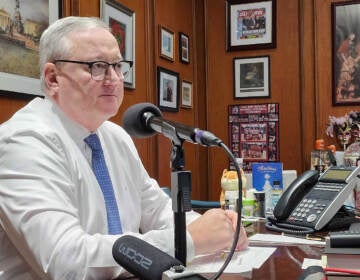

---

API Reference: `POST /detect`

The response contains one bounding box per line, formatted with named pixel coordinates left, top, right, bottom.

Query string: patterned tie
left=84, top=133, right=122, bottom=234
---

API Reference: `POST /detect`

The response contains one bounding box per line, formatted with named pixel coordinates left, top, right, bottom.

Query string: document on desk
left=249, top=233, right=325, bottom=247
left=187, top=246, right=276, bottom=274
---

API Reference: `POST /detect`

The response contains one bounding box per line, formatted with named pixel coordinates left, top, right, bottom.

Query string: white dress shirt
left=0, top=97, right=200, bottom=280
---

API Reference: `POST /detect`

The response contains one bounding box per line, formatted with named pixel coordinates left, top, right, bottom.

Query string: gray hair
left=39, top=16, right=110, bottom=91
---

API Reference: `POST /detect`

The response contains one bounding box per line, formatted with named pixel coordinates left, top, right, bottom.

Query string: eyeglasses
left=54, top=59, right=133, bottom=81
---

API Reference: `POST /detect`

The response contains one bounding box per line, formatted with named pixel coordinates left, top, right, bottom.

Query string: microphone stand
left=170, top=137, right=192, bottom=266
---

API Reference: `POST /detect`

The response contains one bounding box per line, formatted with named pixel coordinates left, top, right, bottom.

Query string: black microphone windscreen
left=112, top=235, right=183, bottom=280
left=122, top=103, right=162, bottom=138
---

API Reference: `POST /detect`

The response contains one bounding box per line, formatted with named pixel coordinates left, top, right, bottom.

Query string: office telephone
left=266, top=165, right=360, bottom=234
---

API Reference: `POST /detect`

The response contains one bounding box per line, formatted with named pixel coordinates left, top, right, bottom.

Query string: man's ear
left=43, top=62, right=59, bottom=95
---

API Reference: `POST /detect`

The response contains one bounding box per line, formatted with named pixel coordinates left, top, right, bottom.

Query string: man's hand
left=187, top=209, right=248, bottom=255
left=225, top=209, right=249, bottom=251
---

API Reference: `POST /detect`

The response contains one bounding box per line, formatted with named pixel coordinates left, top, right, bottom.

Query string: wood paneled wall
left=1, top=0, right=359, bottom=201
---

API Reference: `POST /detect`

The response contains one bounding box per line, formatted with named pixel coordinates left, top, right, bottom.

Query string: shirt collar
left=45, top=97, right=94, bottom=149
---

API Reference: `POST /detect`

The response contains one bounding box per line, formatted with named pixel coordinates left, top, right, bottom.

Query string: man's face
left=45, top=27, right=124, bottom=131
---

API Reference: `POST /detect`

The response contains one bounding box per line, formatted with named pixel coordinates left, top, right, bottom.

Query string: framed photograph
left=157, top=67, right=179, bottom=112
left=233, top=56, right=270, bottom=99
left=179, top=32, right=189, bottom=64
left=0, top=0, right=61, bottom=97
left=226, top=0, right=276, bottom=51
left=331, top=1, right=360, bottom=106
left=159, top=25, right=175, bottom=61
left=101, top=0, right=135, bottom=89
left=181, top=80, right=192, bottom=108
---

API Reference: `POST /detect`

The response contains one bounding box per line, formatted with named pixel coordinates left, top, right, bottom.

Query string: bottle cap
left=327, top=144, right=336, bottom=153
left=315, top=139, right=324, bottom=150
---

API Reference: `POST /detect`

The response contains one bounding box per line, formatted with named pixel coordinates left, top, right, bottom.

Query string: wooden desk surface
left=206, top=220, right=324, bottom=280
left=213, top=220, right=360, bottom=280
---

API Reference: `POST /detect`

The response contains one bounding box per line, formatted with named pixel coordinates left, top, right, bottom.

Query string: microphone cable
left=207, top=141, right=243, bottom=280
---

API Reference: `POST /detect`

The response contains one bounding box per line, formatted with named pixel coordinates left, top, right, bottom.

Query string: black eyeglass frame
left=54, top=59, right=133, bottom=80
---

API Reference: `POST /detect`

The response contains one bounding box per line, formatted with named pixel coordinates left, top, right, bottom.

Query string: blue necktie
left=84, top=134, right=122, bottom=234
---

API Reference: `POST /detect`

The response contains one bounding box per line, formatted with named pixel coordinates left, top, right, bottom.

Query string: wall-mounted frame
left=157, top=67, right=179, bottom=112
left=331, top=1, right=360, bottom=106
left=228, top=103, right=279, bottom=171
left=159, top=25, right=175, bottom=61
left=101, top=0, right=135, bottom=89
left=234, top=56, right=270, bottom=99
left=179, top=32, right=189, bottom=64
left=226, top=0, right=276, bottom=51
left=0, top=0, right=61, bottom=97
left=181, top=80, right=192, bottom=108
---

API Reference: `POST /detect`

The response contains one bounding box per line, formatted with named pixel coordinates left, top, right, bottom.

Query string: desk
left=212, top=220, right=359, bottom=280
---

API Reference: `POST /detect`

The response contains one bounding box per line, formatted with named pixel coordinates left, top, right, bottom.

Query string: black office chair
left=161, top=187, right=221, bottom=210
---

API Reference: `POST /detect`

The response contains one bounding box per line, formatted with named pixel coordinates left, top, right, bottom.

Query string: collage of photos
left=228, top=103, right=279, bottom=171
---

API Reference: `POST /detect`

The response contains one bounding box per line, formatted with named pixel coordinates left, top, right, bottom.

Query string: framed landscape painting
left=0, top=0, right=61, bottom=96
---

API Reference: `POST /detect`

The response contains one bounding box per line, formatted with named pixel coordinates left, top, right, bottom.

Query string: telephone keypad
left=288, top=197, right=329, bottom=226
left=287, top=181, right=347, bottom=227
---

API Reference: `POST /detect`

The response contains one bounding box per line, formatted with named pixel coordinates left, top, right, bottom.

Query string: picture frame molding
left=181, top=80, right=193, bottom=108
left=157, top=66, right=179, bottom=112
left=0, top=0, right=62, bottom=97
left=179, top=32, right=190, bottom=64
left=101, top=0, right=136, bottom=89
left=159, top=25, right=175, bottom=61
left=226, top=0, right=276, bottom=51
left=233, top=55, right=270, bottom=99
left=331, top=0, right=360, bottom=106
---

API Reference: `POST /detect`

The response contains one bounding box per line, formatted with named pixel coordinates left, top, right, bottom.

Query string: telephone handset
left=266, top=166, right=360, bottom=234
left=272, top=170, right=320, bottom=220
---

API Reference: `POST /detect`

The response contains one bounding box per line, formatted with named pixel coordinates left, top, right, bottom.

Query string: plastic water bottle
left=263, top=173, right=273, bottom=216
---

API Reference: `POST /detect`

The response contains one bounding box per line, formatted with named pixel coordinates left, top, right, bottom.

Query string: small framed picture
left=181, top=80, right=193, bottom=108
left=179, top=32, right=190, bottom=64
left=226, top=0, right=276, bottom=51
left=157, top=67, right=179, bottom=111
left=233, top=55, right=270, bottom=99
left=159, top=25, right=175, bottom=61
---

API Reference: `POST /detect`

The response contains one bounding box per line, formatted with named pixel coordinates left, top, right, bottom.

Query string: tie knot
left=84, top=134, right=101, bottom=151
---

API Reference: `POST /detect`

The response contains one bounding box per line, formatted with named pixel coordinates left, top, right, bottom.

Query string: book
left=251, top=162, right=283, bottom=213
left=251, top=162, right=283, bottom=192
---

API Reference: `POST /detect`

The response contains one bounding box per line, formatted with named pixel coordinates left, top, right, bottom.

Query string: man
left=163, top=80, right=173, bottom=102
left=0, top=17, right=248, bottom=279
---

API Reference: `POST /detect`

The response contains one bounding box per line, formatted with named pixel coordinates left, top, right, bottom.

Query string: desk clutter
left=221, top=160, right=297, bottom=219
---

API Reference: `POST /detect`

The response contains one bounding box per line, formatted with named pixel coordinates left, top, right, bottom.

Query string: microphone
left=112, top=235, right=183, bottom=280
left=122, top=103, right=222, bottom=146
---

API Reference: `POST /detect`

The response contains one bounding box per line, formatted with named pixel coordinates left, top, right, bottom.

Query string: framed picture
left=101, top=0, right=135, bottom=89
left=159, top=25, right=175, bottom=61
left=157, top=67, right=179, bottom=112
left=228, top=103, right=279, bottom=171
left=0, top=0, right=61, bottom=97
left=179, top=32, right=189, bottom=64
left=181, top=80, right=192, bottom=108
left=226, top=0, right=276, bottom=51
left=233, top=56, right=270, bottom=99
left=331, top=1, right=360, bottom=106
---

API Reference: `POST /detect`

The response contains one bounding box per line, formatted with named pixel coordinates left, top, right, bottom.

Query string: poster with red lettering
left=228, top=103, right=279, bottom=171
